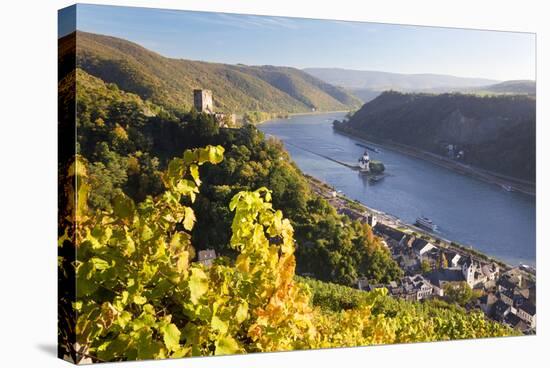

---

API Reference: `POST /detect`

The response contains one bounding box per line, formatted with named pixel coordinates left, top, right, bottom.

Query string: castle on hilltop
left=193, top=89, right=236, bottom=127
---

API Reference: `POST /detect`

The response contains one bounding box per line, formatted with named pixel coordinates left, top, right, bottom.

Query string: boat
left=355, top=142, right=380, bottom=153
left=501, top=184, right=513, bottom=192
left=415, top=216, right=437, bottom=231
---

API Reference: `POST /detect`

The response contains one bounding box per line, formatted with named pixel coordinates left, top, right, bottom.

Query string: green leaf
left=211, top=316, right=228, bottom=334
left=198, top=145, right=224, bottom=165
left=183, top=150, right=196, bottom=165
left=235, top=301, right=248, bottom=324
left=97, top=334, right=131, bottom=361
left=76, top=261, right=98, bottom=297
left=215, top=335, right=239, bottom=356
left=131, top=312, right=156, bottom=331
left=189, top=164, right=201, bottom=185
left=183, top=207, right=196, bottom=231
left=208, top=145, right=225, bottom=164
left=171, top=346, right=191, bottom=359
left=160, top=323, right=181, bottom=352
left=112, top=193, right=135, bottom=223
left=189, top=268, right=208, bottom=304
left=133, top=295, right=147, bottom=305
left=90, top=257, right=110, bottom=271
left=135, top=328, right=165, bottom=360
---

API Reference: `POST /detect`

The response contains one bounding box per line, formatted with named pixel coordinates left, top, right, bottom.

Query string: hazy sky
left=60, top=4, right=536, bottom=81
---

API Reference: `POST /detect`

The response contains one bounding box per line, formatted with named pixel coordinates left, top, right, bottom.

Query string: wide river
left=259, top=112, right=536, bottom=267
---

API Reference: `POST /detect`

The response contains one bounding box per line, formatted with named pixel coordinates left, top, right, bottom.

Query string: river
left=259, top=112, right=536, bottom=267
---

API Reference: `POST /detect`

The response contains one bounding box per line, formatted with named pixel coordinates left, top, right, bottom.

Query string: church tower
left=462, top=256, right=476, bottom=287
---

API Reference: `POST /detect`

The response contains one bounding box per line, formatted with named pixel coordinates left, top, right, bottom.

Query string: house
left=422, top=247, right=441, bottom=269
left=197, top=249, right=217, bottom=267
left=499, top=289, right=514, bottom=306
left=499, top=268, right=523, bottom=289
left=497, top=276, right=518, bottom=292
left=492, top=300, right=512, bottom=321
left=365, top=213, right=377, bottom=227
left=373, top=223, right=407, bottom=247
left=411, top=238, right=436, bottom=258
left=516, top=301, right=536, bottom=329
left=394, top=253, right=419, bottom=273
left=445, top=252, right=461, bottom=268
left=424, top=268, right=465, bottom=296
left=461, top=256, right=488, bottom=288
left=481, top=263, right=500, bottom=281
left=478, top=293, right=498, bottom=315
left=504, top=313, right=529, bottom=331
left=399, top=275, right=434, bottom=301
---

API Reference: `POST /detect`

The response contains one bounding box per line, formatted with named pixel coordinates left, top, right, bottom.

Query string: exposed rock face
left=437, top=109, right=515, bottom=145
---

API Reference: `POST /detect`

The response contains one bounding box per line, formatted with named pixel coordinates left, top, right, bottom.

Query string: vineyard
left=58, top=145, right=516, bottom=363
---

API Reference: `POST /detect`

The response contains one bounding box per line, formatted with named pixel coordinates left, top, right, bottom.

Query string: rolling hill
left=61, top=31, right=361, bottom=114
left=303, top=67, right=498, bottom=94
left=472, top=80, right=536, bottom=95
left=335, top=91, right=536, bottom=181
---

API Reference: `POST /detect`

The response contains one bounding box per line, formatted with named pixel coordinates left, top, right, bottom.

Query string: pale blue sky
left=60, top=4, right=536, bottom=81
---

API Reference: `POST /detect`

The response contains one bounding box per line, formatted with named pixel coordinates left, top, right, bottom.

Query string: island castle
left=193, top=89, right=236, bottom=127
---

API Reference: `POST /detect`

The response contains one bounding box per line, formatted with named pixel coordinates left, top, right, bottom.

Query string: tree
left=443, top=282, right=478, bottom=306
left=420, top=260, right=432, bottom=274
left=438, top=252, right=448, bottom=269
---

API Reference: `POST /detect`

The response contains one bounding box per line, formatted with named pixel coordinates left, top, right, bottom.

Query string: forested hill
left=473, top=80, right=536, bottom=96
left=337, top=91, right=536, bottom=181
left=63, top=31, right=360, bottom=113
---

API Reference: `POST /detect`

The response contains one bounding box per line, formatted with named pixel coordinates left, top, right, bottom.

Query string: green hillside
left=65, top=31, right=360, bottom=114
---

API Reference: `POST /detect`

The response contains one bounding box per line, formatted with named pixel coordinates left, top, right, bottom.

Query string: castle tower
left=193, top=89, right=213, bottom=113
left=358, top=151, right=370, bottom=171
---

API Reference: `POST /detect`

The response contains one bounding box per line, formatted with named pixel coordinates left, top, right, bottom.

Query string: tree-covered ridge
left=338, top=91, right=536, bottom=181
left=64, top=31, right=361, bottom=114
left=73, top=67, right=402, bottom=287
left=59, top=147, right=516, bottom=362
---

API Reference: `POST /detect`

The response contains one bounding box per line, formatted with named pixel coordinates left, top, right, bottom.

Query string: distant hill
left=303, top=68, right=498, bottom=96
left=347, top=88, right=382, bottom=104
left=472, top=80, right=536, bottom=95
left=63, top=31, right=361, bottom=114
left=336, top=91, right=535, bottom=181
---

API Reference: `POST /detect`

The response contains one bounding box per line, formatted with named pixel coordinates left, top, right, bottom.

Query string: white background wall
left=0, top=0, right=547, bottom=367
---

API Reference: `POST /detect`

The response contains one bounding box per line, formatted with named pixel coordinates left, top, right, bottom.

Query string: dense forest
left=69, top=31, right=361, bottom=114
left=335, top=91, right=536, bottom=181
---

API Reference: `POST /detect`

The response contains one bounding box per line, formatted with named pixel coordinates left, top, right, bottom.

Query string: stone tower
left=193, top=89, right=213, bottom=113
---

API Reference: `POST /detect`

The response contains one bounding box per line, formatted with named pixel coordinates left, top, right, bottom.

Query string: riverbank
left=254, top=109, right=352, bottom=125
left=333, top=125, right=536, bottom=196
left=304, top=173, right=532, bottom=274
